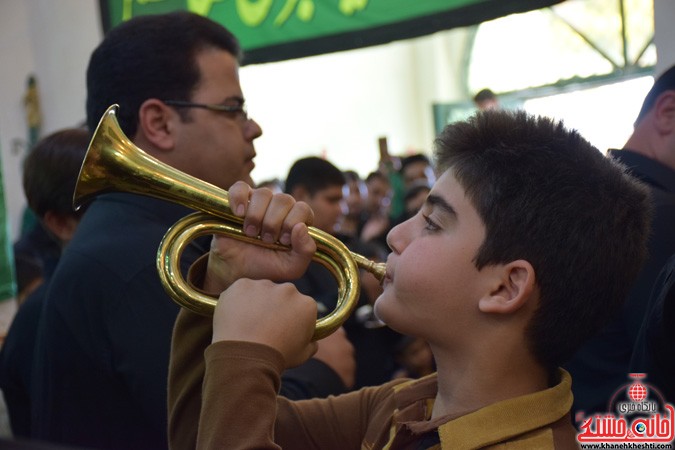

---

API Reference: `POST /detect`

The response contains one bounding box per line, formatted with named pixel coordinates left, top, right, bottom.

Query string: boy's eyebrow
left=426, top=194, right=457, bottom=217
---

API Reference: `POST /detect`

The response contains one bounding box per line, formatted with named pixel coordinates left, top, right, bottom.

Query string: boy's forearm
left=168, top=307, right=213, bottom=450
left=199, top=341, right=285, bottom=450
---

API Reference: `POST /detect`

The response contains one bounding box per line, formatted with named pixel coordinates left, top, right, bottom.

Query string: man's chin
left=240, top=173, right=254, bottom=187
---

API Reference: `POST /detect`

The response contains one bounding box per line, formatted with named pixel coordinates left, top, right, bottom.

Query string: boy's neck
left=430, top=345, right=549, bottom=420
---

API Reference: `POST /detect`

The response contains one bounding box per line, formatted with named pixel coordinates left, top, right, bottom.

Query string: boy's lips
left=383, top=264, right=393, bottom=285
left=383, top=255, right=395, bottom=283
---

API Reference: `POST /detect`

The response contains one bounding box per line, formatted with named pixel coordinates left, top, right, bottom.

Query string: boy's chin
left=373, top=295, right=417, bottom=337
left=372, top=295, right=395, bottom=327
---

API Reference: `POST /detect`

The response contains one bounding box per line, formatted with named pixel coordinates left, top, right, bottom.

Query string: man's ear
left=653, top=91, right=675, bottom=135
left=136, top=99, right=177, bottom=151
left=478, top=260, right=536, bottom=314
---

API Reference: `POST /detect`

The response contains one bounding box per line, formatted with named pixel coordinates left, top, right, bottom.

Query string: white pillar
left=654, top=0, right=675, bottom=75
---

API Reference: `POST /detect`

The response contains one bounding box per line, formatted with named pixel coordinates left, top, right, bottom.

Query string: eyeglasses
left=162, top=100, right=249, bottom=122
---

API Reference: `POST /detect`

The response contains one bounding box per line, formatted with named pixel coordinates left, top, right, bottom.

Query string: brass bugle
left=73, top=105, right=386, bottom=340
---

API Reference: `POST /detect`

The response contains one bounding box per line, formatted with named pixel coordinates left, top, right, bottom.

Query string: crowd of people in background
left=0, top=9, right=673, bottom=450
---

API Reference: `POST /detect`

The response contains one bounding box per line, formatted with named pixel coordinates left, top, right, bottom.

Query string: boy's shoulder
left=387, top=370, right=578, bottom=449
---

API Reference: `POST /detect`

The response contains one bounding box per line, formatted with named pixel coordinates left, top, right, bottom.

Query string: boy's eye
left=422, top=214, right=441, bottom=232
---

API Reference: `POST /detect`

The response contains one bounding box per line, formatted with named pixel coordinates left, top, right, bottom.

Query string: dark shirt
left=13, top=222, right=60, bottom=294
left=31, top=194, right=208, bottom=450
left=565, top=149, right=675, bottom=416
left=0, top=280, right=50, bottom=437
left=630, top=254, right=675, bottom=404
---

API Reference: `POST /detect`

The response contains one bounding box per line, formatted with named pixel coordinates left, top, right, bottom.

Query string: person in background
left=390, top=335, right=435, bottom=380
left=12, top=224, right=59, bottom=305
left=285, top=157, right=346, bottom=240
left=565, top=65, right=675, bottom=418
left=256, top=177, right=284, bottom=194
left=358, top=171, right=392, bottom=250
left=363, top=171, right=392, bottom=222
left=171, top=109, right=652, bottom=449
left=385, top=153, right=436, bottom=229
left=335, top=170, right=367, bottom=241
left=401, top=181, right=431, bottom=221
left=399, top=153, right=436, bottom=192
left=0, top=128, right=89, bottom=439
left=473, top=88, right=500, bottom=110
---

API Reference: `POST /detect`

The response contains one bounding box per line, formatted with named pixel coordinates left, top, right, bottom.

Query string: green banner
left=99, top=0, right=563, bottom=64
left=0, top=142, right=16, bottom=302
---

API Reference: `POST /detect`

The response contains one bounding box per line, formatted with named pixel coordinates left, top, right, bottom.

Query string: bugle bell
left=73, top=105, right=386, bottom=340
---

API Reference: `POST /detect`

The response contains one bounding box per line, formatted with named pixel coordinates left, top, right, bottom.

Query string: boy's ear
left=478, top=260, right=536, bottom=315
left=136, top=99, right=177, bottom=151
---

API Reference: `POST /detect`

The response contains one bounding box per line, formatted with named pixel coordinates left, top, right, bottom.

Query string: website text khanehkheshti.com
left=580, top=444, right=672, bottom=449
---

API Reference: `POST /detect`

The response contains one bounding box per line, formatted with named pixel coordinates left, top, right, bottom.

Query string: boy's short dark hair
left=634, top=65, right=675, bottom=124
left=86, top=11, right=241, bottom=137
left=434, top=109, right=652, bottom=370
left=284, top=157, right=345, bottom=196
left=23, top=128, right=90, bottom=218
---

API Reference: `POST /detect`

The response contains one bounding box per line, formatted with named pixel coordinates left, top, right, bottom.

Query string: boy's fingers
left=289, top=223, right=316, bottom=259
left=227, top=181, right=253, bottom=216
left=259, top=193, right=295, bottom=244
left=242, top=188, right=274, bottom=237
left=281, top=202, right=314, bottom=246
left=212, top=279, right=318, bottom=366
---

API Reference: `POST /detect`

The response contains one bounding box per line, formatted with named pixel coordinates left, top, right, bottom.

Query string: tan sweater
left=168, top=312, right=580, bottom=449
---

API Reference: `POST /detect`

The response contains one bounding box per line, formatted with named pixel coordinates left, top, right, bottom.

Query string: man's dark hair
left=284, top=157, right=345, bottom=197
left=86, top=11, right=241, bottom=137
left=23, top=128, right=90, bottom=218
left=434, top=109, right=652, bottom=370
left=635, top=65, right=675, bottom=125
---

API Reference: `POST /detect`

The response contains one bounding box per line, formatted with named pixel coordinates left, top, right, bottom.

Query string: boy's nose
left=386, top=220, right=409, bottom=254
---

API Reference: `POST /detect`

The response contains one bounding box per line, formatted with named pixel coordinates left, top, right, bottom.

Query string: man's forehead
left=193, top=48, right=242, bottom=96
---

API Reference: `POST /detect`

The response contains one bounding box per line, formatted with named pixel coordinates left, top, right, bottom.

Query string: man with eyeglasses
left=31, top=12, right=351, bottom=450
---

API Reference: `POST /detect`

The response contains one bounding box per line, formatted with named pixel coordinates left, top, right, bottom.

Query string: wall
left=654, top=0, right=675, bottom=75
left=240, top=27, right=472, bottom=183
